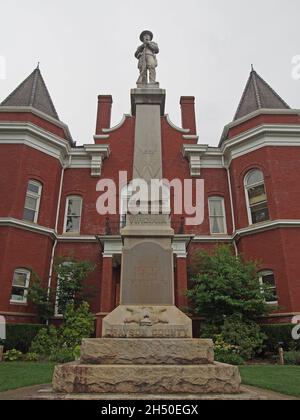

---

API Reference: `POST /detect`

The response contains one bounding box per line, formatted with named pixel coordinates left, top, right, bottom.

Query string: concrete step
left=80, top=338, right=214, bottom=365
left=53, top=362, right=241, bottom=395
left=33, top=388, right=266, bottom=400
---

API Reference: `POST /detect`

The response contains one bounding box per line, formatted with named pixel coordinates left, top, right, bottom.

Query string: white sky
left=0, top=0, right=300, bottom=146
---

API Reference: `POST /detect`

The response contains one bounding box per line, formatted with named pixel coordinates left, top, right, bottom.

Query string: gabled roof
left=0, top=66, right=60, bottom=120
left=234, top=68, right=290, bottom=121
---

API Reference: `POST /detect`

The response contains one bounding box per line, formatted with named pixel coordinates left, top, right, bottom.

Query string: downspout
left=47, top=154, right=72, bottom=300
left=222, top=155, right=238, bottom=257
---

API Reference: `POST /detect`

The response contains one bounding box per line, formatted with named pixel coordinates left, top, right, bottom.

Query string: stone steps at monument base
left=32, top=388, right=267, bottom=400
left=80, top=338, right=214, bottom=365
left=52, top=362, right=241, bottom=395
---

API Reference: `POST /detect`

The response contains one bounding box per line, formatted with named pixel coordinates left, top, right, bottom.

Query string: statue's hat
left=140, top=30, right=153, bottom=42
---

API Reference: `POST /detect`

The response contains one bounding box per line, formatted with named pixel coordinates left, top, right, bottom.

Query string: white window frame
left=63, top=196, right=83, bottom=234
left=208, top=196, right=227, bottom=235
left=23, top=180, right=42, bottom=224
left=10, top=268, right=31, bottom=304
left=259, top=270, right=278, bottom=305
left=244, top=169, right=269, bottom=226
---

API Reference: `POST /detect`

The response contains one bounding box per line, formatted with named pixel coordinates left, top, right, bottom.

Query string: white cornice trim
left=165, top=114, right=190, bottom=133
left=0, top=122, right=110, bottom=171
left=234, top=219, right=300, bottom=239
left=183, top=135, right=199, bottom=141
left=183, top=125, right=300, bottom=169
left=93, top=134, right=110, bottom=140
left=220, top=109, right=300, bottom=144
left=0, top=217, right=56, bottom=238
left=0, top=122, right=70, bottom=165
left=0, top=106, right=73, bottom=141
left=193, top=235, right=232, bottom=242
left=57, top=235, right=98, bottom=243
left=102, top=115, right=131, bottom=133
left=1, top=218, right=299, bottom=244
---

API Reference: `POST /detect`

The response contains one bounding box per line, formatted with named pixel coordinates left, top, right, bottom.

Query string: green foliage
left=187, top=245, right=272, bottom=326
left=219, top=316, right=266, bottom=360
left=214, top=349, right=245, bottom=366
left=24, top=352, right=39, bottom=362
left=49, top=348, right=75, bottom=364
left=261, top=324, right=300, bottom=353
left=30, top=302, right=95, bottom=362
left=4, top=349, right=23, bottom=362
left=60, top=302, right=95, bottom=349
left=5, top=324, right=46, bottom=353
left=284, top=351, right=300, bottom=366
left=54, top=257, right=95, bottom=315
left=27, top=273, right=55, bottom=323
left=214, top=335, right=245, bottom=365
left=30, top=326, right=59, bottom=356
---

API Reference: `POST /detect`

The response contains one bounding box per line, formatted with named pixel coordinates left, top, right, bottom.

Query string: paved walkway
left=0, top=384, right=298, bottom=400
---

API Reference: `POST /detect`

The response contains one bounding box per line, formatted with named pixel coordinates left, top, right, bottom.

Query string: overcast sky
left=0, top=0, right=300, bottom=146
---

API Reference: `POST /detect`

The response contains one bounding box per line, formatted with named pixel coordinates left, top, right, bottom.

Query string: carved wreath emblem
left=124, top=307, right=169, bottom=327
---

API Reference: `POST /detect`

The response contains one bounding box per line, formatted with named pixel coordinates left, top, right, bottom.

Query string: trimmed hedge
left=4, top=324, right=46, bottom=353
left=261, top=324, right=300, bottom=353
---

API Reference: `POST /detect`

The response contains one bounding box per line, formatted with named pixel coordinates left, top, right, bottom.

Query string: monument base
left=102, top=305, right=193, bottom=338
left=52, top=362, right=241, bottom=395
left=51, top=337, right=242, bottom=397
left=80, top=338, right=214, bottom=365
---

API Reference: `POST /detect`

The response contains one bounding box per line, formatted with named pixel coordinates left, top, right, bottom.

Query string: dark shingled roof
left=234, top=68, right=290, bottom=121
left=0, top=66, right=60, bottom=120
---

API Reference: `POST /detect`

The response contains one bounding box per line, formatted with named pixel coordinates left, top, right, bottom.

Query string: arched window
left=244, top=169, right=269, bottom=225
left=208, top=196, right=227, bottom=234
left=259, top=270, right=278, bottom=304
left=10, top=268, right=31, bottom=304
left=64, top=196, right=83, bottom=233
left=23, top=180, right=42, bottom=223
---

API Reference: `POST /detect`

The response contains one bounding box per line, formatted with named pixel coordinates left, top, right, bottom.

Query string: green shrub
left=5, top=324, right=46, bottom=353
left=24, top=352, right=39, bottom=362
left=261, top=324, right=300, bottom=353
left=220, top=316, right=266, bottom=360
left=213, top=335, right=245, bottom=365
left=284, top=351, right=300, bottom=365
left=60, top=302, right=95, bottom=349
left=4, top=349, right=23, bottom=361
left=30, top=326, right=59, bottom=356
left=49, top=348, right=75, bottom=363
left=30, top=302, right=95, bottom=361
left=214, top=349, right=245, bottom=366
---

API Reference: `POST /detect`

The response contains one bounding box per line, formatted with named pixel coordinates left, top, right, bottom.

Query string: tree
left=54, top=257, right=96, bottom=315
left=27, top=272, right=55, bottom=324
left=187, top=245, right=273, bottom=328
left=28, top=257, right=96, bottom=322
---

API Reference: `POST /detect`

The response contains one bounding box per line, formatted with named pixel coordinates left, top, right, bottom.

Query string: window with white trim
left=10, top=269, right=31, bottom=304
left=23, top=180, right=42, bottom=223
left=259, top=270, right=278, bottom=304
left=208, top=196, right=227, bottom=234
left=245, top=169, right=269, bottom=225
left=64, top=196, right=83, bottom=233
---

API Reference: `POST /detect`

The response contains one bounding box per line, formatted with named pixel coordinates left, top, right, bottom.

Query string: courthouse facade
left=0, top=66, right=300, bottom=329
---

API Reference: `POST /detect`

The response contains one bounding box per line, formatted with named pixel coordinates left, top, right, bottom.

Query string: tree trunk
left=0, top=345, right=4, bottom=362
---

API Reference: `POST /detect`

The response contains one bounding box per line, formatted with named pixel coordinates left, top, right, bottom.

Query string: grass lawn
left=0, top=362, right=56, bottom=392
left=240, top=365, right=300, bottom=398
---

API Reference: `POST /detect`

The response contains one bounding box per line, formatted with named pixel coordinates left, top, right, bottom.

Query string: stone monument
left=50, top=31, right=247, bottom=399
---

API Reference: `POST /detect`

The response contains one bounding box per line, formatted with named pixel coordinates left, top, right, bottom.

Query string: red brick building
left=0, top=67, right=299, bottom=331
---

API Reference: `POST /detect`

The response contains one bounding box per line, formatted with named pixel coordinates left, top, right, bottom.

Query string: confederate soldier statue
left=135, top=30, right=159, bottom=85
